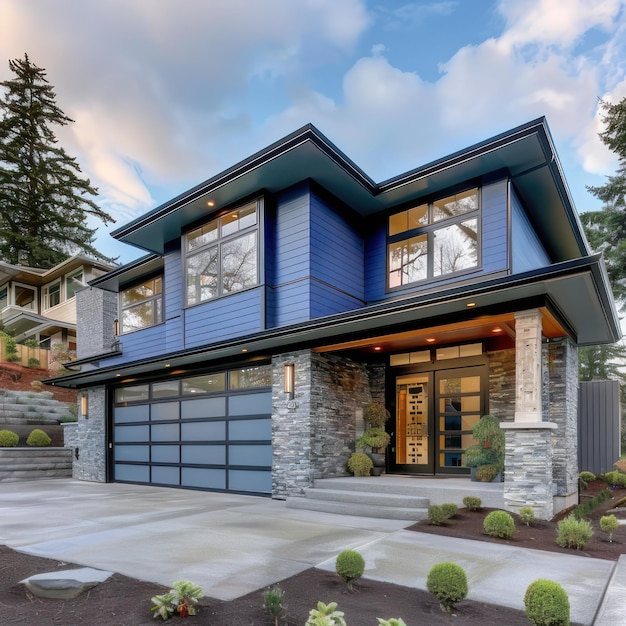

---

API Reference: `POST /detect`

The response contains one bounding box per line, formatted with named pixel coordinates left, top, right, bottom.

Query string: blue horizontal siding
left=107, top=323, right=170, bottom=367
left=184, top=287, right=264, bottom=348
left=364, top=227, right=388, bottom=303
left=310, top=281, right=363, bottom=318
left=511, top=187, right=550, bottom=272
left=272, top=282, right=311, bottom=326
left=163, top=247, right=184, bottom=352
left=481, top=180, right=508, bottom=273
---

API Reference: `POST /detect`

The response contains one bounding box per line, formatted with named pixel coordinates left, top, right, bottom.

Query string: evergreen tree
left=0, top=53, right=114, bottom=268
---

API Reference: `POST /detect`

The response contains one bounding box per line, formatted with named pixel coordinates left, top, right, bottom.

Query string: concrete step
left=287, top=496, right=428, bottom=520
left=0, top=448, right=72, bottom=481
left=302, top=487, right=430, bottom=509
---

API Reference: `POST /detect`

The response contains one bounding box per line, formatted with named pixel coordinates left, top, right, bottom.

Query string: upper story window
left=65, top=269, right=83, bottom=300
left=185, top=201, right=258, bottom=306
left=14, top=284, right=36, bottom=310
left=120, top=275, right=163, bottom=334
left=0, top=285, right=8, bottom=310
left=43, top=281, right=61, bottom=309
left=388, top=188, right=479, bottom=289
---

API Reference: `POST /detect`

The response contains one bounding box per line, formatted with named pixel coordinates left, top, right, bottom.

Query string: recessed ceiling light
left=242, top=348, right=248, bottom=353
left=426, top=338, right=436, bottom=343
left=165, top=363, right=171, bottom=367
left=466, top=302, right=476, bottom=308
left=373, top=346, right=382, bottom=351
left=116, top=373, right=121, bottom=377
left=207, top=200, right=215, bottom=207
left=492, top=327, right=503, bottom=333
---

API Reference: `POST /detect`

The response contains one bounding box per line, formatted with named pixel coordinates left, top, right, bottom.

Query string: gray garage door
left=112, top=366, right=272, bottom=495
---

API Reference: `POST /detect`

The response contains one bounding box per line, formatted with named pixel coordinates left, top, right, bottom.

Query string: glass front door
left=391, top=366, right=486, bottom=475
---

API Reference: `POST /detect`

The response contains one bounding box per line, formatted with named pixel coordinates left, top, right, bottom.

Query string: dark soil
left=1, top=480, right=623, bottom=625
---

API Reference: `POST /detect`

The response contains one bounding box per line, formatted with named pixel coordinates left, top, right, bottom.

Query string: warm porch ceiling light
left=466, top=302, right=476, bottom=308
left=207, top=200, right=215, bottom=207
left=164, top=363, right=171, bottom=367
left=116, top=373, right=121, bottom=377
left=426, top=338, right=436, bottom=343
left=373, top=346, right=382, bottom=351
left=492, top=327, right=503, bottom=333
left=242, top=348, right=248, bottom=353
left=284, top=363, right=295, bottom=398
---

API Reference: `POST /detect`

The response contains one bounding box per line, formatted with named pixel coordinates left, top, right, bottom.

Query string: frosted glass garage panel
left=115, top=425, right=149, bottom=442
left=115, top=445, right=149, bottom=462
left=152, top=466, right=180, bottom=485
left=230, top=418, right=271, bottom=441
left=181, top=397, right=226, bottom=419
left=182, top=467, right=226, bottom=489
left=229, top=444, right=272, bottom=466
left=151, top=423, right=180, bottom=442
left=151, top=402, right=180, bottom=421
left=229, top=392, right=271, bottom=416
left=182, top=444, right=225, bottom=465
left=229, top=469, right=271, bottom=493
left=114, top=405, right=149, bottom=423
left=181, top=420, right=225, bottom=441
left=151, top=445, right=180, bottom=463
left=115, top=464, right=150, bottom=482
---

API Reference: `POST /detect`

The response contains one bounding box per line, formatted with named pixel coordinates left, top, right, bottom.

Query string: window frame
left=119, top=273, right=164, bottom=335
left=64, top=267, right=84, bottom=300
left=386, top=187, right=481, bottom=291
left=43, top=280, right=61, bottom=310
left=184, top=198, right=261, bottom=307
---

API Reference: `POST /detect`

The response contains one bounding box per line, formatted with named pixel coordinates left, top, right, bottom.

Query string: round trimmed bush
left=524, top=579, right=570, bottom=626
left=426, top=562, right=468, bottom=611
left=26, top=429, right=52, bottom=447
left=347, top=452, right=373, bottom=476
left=335, top=549, right=365, bottom=591
left=0, top=429, right=19, bottom=447
left=441, top=503, right=458, bottom=519
left=519, top=506, right=535, bottom=526
left=556, top=516, right=593, bottom=550
left=483, top=510, right=515, bottom=539
left=475, top=463, right=500, bottom=482
left=428, top=504, right=447, bottom=525
left=462, top=496, right=482, bottom=511
left=579, top=470, right=596, bottom=483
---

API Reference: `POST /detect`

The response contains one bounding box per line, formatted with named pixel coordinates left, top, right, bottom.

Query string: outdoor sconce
left=284, top=363, right=295, bottom=399
left=80, top=394, right=88, bottom=418
left=113, top=318, right=119, bottom=336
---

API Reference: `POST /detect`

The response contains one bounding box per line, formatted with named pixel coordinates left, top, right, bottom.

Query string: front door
left=391, top=366, right=486, bottom=474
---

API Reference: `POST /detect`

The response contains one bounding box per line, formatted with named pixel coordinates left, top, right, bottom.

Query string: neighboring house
left=47, top=118, right=621, bottom=520
left=0, top=256, right=115, bottom=352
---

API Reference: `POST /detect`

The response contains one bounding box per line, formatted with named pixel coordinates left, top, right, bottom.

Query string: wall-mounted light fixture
left=284, top=363, right=295, bottom=399
left=80, top=394, right=88, bottom=418
left=113, top=318, right=119, bottom=336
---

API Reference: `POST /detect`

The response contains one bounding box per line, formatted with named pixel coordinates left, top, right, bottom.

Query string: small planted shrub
left=484, top=510, right=515, bottom=539
left=573, top=489, right=612, bottom=520
left=600, top=514, right=620, bottom=542
left=347, top=452, right=372, bottom=476
left=0, top=429, right=19, bottom=447
left=335, top=549, right=365, bottom=591
left=441, top=503, right=458, bottom=519
left=462, top=495, right=482, bottom=511
left=30, top=380, right=44, bottom=392
left=426, top=562, right=468, bottom=612
left=524, top=579, right=570, bottom=626
left=475, top=463, right=500, bottom=482
left=556, top=516, right=593, bottom=550
left=151, top=579, right=203, bottom=620
left=602, top=471, right=626, bottom=489
left=305, top=601, right=347, bottom=626
left=377, top=619, right=407, bottom=626
left=519, top=506, right=535, bottom=526
left=263, top=584, right=285, bottom=626
left=579, top=470, right=596, bottom=484
left=26, top=429, right=51, bottom=447
left=428, top=504, right=447, bottom=526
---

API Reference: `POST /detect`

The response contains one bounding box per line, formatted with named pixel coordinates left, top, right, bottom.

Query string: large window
left=120, top=276, right=163, bottom=334
left=388, top=188, right=479, bottom=288
left=185, top=202, right=258, bottom=306
left=65, top=269, right=84, bottom=300
left=43, top=281, right=61, bottom=309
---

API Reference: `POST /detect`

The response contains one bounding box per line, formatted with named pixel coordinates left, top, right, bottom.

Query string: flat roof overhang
left=45, top=255, right=620, bottom=390
left=111, top=118, right=588, bottom=262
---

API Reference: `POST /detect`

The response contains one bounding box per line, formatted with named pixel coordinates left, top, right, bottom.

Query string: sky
left=1, top=0, right=626, bottom=264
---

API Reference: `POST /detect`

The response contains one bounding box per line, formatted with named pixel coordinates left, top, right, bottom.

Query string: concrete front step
left=287, top=496, right=428, bottom=520
left=303, top=487, right=429, bottom=509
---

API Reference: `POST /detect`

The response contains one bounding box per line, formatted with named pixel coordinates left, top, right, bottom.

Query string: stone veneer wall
left=271, top=349, right=371, bottom=498
left=548, top=338, right=579, bottom=503
left=63, top=386, right=107, bottom=482
left=487, top=348, right=515, bottom=421
left=76, top=288, right=118, bottom=360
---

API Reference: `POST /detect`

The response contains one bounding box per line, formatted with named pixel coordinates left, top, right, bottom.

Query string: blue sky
left=1, top=0, right=626, bottom=263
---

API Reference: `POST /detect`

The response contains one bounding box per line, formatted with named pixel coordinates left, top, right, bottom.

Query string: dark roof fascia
left=88, top=253, right=162, bottom=291
left=44, top=254, right=619, bottom=389
left=110, top=125, right=377, bottom=242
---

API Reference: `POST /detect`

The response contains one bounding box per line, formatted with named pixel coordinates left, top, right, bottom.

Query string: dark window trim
left=118, top=271, right=164, bottom=335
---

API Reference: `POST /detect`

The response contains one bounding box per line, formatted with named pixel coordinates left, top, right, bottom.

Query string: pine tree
left=0, top=53, right=114, bottom=268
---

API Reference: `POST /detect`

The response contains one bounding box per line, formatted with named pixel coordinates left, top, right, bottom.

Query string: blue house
left=49, top=118, right=620, bottom=520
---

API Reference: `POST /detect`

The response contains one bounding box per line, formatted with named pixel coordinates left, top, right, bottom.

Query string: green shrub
left=441, top=503, right=458, bottom=519
left=462, top=496, right=482, bottom=511
left=363, top=402, right=391, bottom=428
left=600, top=514, right=620, bottom=542
left=483, top=510, right=515, bottom=539
left=556, top=516, right=593, bottom=550
left=263, top=584, right=285, bottom=626
left=151, top=579, right=203, bottom=620
left=335, top=549, right=365, bottom=591
left=27, top=357, right=40, bottom=368
left=26, top=429, right=51, bottom=447
left=475, top=463, right=500, bottom=482
left=602, top=471, right=626, bottom=488
left=357, top=427, right=391, bottom=451
left=524, top=579, right=570, bottom=626
left=0, top=429, right=19, bottom=447
left=305, top=601, right=346, bottom=626
left=519, top=506, right=535, bottom=526
left=428, top=504, right=447, bottom=525
left=573, top=489, right=613, bottom=520
left=426, top=562, right=468, bottom=612
left=1, top=332, right=20, bottom=362
left=579, top=470, right=596, bottom=484
left=377, top=619, right=407, bottom=626
left=347, top=452, right=372, bottom=476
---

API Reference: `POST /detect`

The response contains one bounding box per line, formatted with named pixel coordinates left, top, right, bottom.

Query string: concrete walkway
left=0, top=479, right=622, bottom=625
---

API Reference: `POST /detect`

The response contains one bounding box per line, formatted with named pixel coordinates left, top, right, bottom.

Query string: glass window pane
left=122, top=301, right=156, bottom=333
left=221, top=203, right=257, bottom=237
left=182, top=373, right=226, bottom=394
left=222, top=232, right=257, bottom=294
left=115, top=384, right=150, bottom=403
left=432, top=189, right=478, bottom=222
left=229, top=366, right=272, bottom=389
left=388, top=235, right=428, bottom=287
left=0, top=285, right=7, bottom=309
left=187, top=219, right=218, bottom=251
left=15, top=285, right=35, bottom=309
left=65, top=271, right=83, bottom=299
left=389, top=210, right=408, bottom=236
left=187, top=247, right=218, bottom=304
left=461, top=395, right=481, bottom=412
left=121, top=278, right=159, bottom=307
left=461, top=376, right=481, bottom=393
left=433, top=219, right=478, bottom=276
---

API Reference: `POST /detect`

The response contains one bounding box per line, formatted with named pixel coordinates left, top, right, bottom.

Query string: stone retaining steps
left=0, top=389, right=72, bottom=425
left=0, top=448, right=72, bottom=481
